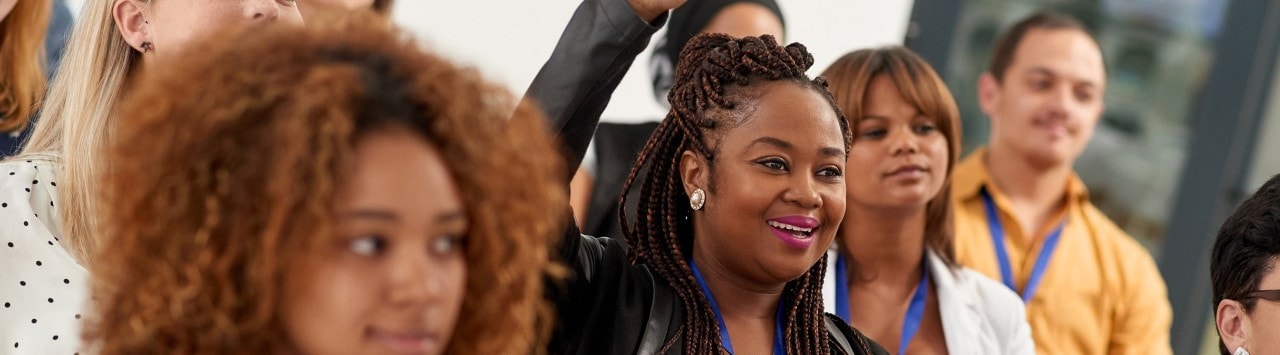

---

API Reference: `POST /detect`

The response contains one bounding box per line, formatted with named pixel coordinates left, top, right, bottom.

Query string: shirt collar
left=953, top=146, right=1090, bottom=203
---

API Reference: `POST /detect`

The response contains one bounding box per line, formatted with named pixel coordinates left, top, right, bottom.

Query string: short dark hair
left=1211, top=174, right=1280, bottom=354
left=987, top=11, right=1101, bottom=82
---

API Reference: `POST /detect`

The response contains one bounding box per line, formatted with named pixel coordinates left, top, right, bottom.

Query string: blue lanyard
left=980, top=187, right=1065, bottom=302
left=690, top=259, right=786, bottom=355
left=834, top=253, right=930, bottom=355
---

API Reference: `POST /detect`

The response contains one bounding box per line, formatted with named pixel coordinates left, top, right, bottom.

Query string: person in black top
left=554, top=33, right=888, bottom=355
left=573, top=0, right=786, bottom=242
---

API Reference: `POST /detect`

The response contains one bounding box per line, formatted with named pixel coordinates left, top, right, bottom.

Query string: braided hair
left=620, top=33, right=853, bottom=354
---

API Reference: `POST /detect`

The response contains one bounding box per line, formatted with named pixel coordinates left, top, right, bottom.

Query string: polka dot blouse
left=0, top=156, right=87, bottom=354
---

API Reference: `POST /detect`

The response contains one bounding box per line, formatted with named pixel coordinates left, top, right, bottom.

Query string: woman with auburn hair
left=4, top=0, right=672, bottom=351
left=819, top=46, right=1033, bottom=354
left=0, top=1, right=302, bottom=353
left=0, top=0, right=50, bottom=156
left=88, top=18, right=563, bottom=354
left=554, top=33, right=887, bottom=354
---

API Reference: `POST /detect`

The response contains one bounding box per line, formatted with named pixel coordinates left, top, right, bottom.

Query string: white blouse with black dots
left=0, top=156, right=87, bottom=354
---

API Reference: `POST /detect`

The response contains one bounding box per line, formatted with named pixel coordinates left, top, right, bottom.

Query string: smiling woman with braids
left=554, top=33, right=888, bottom=354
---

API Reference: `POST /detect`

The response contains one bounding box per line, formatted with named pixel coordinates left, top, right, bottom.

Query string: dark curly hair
left=87, top=16, right=564, bottom=355
left=620, top=33, right=853, bottom=354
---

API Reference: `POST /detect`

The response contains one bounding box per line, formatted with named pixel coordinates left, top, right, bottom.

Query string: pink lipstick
left=767, top=216, right=819, bottom=250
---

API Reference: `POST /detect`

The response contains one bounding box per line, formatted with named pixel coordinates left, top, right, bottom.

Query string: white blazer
left=823, top=248, right=1036, bottom=355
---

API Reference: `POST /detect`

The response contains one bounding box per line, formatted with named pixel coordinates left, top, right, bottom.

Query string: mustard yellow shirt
left=951, top=148, right=1173, bottom=355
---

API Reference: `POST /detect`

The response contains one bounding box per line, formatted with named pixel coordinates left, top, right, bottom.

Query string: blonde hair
left=0, top=0, right=52, bottom=132
left=18, top=0, right=143, bottom=263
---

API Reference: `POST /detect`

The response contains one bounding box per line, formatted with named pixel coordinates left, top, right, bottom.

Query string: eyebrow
left=1028, top=67, right=1098, bottom=89
left=340, top=209, right=468, bottom=223
left=748, top=136, right=843, bottom=158
left=748, top=137, right=794, bottom=152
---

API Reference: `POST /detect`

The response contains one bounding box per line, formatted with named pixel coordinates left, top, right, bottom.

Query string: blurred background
left=61, top=1, right=1280, bottom=353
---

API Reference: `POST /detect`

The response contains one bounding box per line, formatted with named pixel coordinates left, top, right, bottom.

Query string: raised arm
left=522, top=0, right=685, bottom=180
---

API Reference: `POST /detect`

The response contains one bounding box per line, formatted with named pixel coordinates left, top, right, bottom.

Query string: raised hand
left=626, top=0, right=688, bottom=22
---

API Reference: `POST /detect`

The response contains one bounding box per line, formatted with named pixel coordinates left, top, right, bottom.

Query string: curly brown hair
left=620, top=33, right=853, bottom=354
left=87, top=16, right=565, bottom=355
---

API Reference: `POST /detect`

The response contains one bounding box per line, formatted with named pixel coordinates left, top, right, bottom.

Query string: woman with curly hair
left=554, top=33, right=888, bottom=354
left=4, top=0, right=671, bottom=352
left=87, top=18, right=564, bottom=354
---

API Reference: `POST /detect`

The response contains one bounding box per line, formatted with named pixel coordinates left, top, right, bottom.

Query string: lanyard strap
left=834, top=254, right=930, bottom=355
left=690, top=259, right=786, bottom=355
left=980, top=187, right=1066, bottom=302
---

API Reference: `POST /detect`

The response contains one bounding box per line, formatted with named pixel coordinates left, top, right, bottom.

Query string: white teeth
left=768, top=221, right=813, bottom=234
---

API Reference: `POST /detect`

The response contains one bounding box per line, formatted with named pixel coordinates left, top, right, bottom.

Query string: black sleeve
left=549, top=218, right=655, bottom=355
left=522, top=0, right=667, bottom=179
left=825, top=313, right=891, bottom=355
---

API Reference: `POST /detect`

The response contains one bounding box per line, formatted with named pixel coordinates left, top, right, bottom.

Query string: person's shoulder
left=1077, top=200, right=1157, bottom=263
left=955, top=266, right=1020, bottom=303
left=954, top=266, right=1026, bottom=321
left=950, top=149, right=989, bottom=204
left=0, top=155, right=59, bottom=174
left=1074, top=200, right=1166, bottom=297
left=0, top=156, right=57, bottom=195
left=824, top=313, right=891, bottom=355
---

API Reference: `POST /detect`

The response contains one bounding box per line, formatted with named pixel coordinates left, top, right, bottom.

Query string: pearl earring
left=689, top=188, right=705, bottom=211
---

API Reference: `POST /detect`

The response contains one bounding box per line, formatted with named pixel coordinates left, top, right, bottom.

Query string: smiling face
left=845, top=74, right=950, bottom=212
left=684, top=81, right=847, bottom=284
left=282, top=130, right=468, bottom=355
left=979, top=28, right=1105, bottom=169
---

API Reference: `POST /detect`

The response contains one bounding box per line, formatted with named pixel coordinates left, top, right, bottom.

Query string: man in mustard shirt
left=951, top=12, right=1174, bottom=354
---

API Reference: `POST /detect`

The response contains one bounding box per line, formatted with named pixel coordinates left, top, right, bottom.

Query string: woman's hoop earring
left=689, top=188, right=705, bottom=211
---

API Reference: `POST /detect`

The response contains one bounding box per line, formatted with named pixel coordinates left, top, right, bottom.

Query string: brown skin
left=679, top=81, right=847, bottom=353
left=282, top=131, right=468, bottom=355
left=976, top=28, right=1105, bottom=241
left=1217, top=259, right=1280, bottom=355
left=628, top=0, right=688, bottom=22
left=841, top=75, right=949, bottom=354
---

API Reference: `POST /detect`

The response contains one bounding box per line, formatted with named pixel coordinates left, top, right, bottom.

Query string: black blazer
left=553, top=221, right=889, bottom=354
